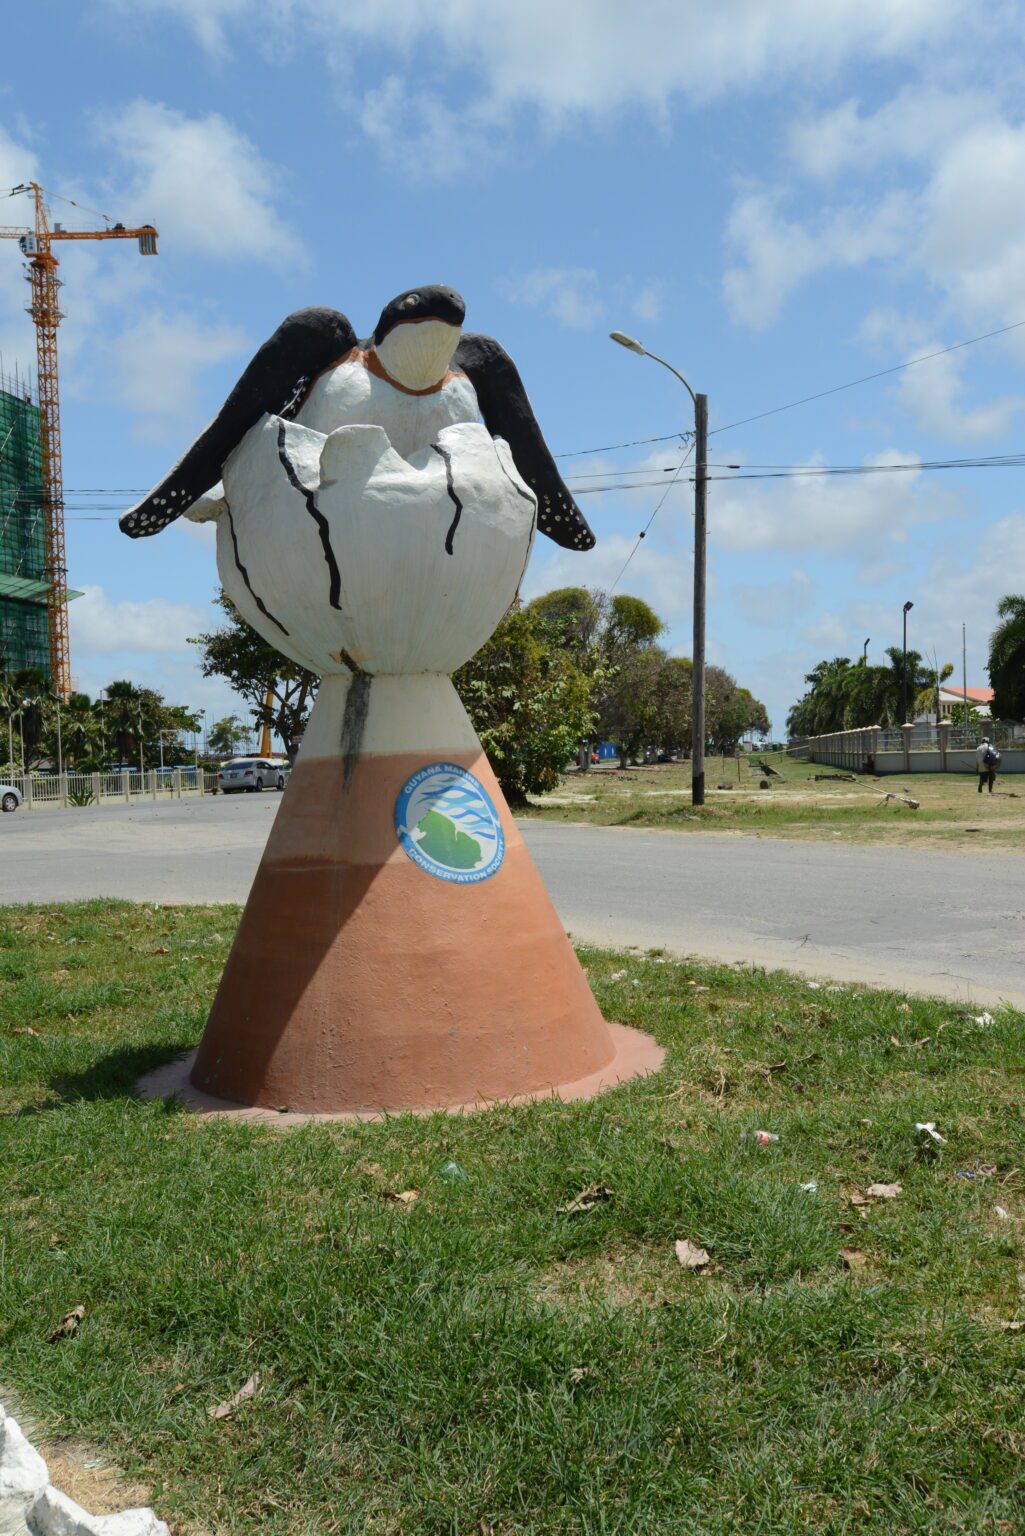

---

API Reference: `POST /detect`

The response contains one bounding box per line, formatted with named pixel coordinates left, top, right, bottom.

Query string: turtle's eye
left=402, top=293, right=420, bottom=308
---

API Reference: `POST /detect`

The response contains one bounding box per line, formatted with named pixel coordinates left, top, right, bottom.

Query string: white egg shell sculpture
left=216, top=415, right=536, bottom=676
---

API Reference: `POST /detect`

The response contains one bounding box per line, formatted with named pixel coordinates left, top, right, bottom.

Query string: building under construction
left=0, top=365, right=52, bottom=681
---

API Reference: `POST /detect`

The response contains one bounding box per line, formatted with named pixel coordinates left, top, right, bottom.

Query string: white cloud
left=502, top=267, right=605, bottom=330
left=859, top=309, right=1025, bottom=440
left=523, top=529, right=693, bottom=625
left=917, top=120, right=1025, bottom=328
left=96, top=101, right=301, bottom=266
left=712, top=450, right=957, bottom=557
left=112, top=0, right=968, bottom=111
left=70, top=585, right=210, bottom=657
left=787, top=87, right=991, bottom=180
left=732, top=570, right=813, bottom=627
left=723, top=189, right=908, bottom=329
left=0, top=127, right=40, bottom=370
left=107, top=311, right=248, bottom=438
left=357, top=76, right=505, bottom=180
left=632, top=285, right=663, bottom=324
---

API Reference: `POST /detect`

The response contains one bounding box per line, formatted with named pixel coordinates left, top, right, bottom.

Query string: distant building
left=936, top=685, right=993, bottom=721
left=0, top=370, right=50, bottom=679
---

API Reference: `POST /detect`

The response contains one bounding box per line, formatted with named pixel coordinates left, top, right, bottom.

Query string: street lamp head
left=903, top=600, right=914, bottom=614
left=609, top=330, right=645, bottom=355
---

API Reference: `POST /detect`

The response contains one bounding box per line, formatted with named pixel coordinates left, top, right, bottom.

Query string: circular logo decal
left=395, top=762, right=505, bottom=883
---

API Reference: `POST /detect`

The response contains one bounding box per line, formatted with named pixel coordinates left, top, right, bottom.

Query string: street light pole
left=862, top=638, right=870, bottom=665
left=609, top=330, right=707, bottom=805
left=901, top=600, right=914, bottom=723
left=55, top=698, right=63, bottom=777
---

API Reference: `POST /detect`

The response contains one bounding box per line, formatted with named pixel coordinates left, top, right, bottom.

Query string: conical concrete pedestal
left=186, top=673, right=663, bottom=1116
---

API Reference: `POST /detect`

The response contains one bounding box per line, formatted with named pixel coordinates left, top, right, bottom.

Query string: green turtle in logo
left=415, top=809, right=481, bottom=870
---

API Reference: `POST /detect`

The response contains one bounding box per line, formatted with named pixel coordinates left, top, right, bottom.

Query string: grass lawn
left=2, top=901, right=1025, bottom=1534
left=523, top=752, right=1025, bottom=851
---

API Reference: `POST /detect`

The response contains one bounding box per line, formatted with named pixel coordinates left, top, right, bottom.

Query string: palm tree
left=989, top=595, right=1025, bottom=722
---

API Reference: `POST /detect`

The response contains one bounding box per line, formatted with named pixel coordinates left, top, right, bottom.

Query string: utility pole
left=609, top=329, right=707, bottom=806
left=901, top=600, right=914, bottom=723
left=692, top=393, right=708, bottom=806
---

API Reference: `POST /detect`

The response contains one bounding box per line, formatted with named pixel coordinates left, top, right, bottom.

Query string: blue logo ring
left=395, top=762, right=505, bottom=884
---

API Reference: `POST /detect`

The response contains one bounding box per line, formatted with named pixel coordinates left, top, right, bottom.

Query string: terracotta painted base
left=187, top=674, right=663, bottom=1114
left=142, top=1020, right=665, bottom=1124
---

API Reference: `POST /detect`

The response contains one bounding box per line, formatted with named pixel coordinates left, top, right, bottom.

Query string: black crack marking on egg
left=277, top=421, right=342, bottom=609
left=431, top=442, right=463, bottom=555
left=224, top=505, right=289, bottom=636
left=340, top=670, right=371, bottom=790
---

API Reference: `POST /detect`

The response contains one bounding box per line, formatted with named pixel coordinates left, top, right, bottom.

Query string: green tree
left=989, top=594, right=1025, bottom=722
left=601, top=643, right=668, bottom=767
left=208, top=715, right=251, bottom=757
left=453, top=608, right=599, bottom=804
left=99, top=680, right=198, bottom=768
left=190, top=592, right=317, bottom=760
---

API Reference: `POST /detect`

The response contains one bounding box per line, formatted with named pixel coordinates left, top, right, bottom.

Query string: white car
left=218, top=758, right=290, bottom=794
left=1, top=783, right=23, bottom=813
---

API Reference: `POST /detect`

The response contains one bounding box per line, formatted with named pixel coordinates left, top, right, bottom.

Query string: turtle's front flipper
left=119, top=306, right=357, bottom=539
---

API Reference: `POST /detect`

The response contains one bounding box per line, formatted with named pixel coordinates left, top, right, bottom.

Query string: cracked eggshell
left=0, top=1409, right=49, bottom=1536
left=26, top=1486, right=171, bottom=1536
left=217, top=415, right=535, bottom=675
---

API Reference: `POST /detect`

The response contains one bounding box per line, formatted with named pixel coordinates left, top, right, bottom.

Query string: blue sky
left=3, top=0, right=1025, bottom=737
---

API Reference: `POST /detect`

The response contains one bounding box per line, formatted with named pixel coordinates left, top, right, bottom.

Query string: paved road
left=3, top=797, right=1024, bottom=1007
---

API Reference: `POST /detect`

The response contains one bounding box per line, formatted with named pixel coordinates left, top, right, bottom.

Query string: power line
left=607, top=442, right=694, bottom=595
left=555, top=430, right=692, bottom=460
left=554, top=314, right=1025, bottom=462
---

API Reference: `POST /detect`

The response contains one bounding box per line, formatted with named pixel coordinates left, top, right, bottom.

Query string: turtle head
left=372, top=285, right=465, bottom=390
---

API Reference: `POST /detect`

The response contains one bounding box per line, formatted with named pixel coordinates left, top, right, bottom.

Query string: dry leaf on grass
left=48, top=1304, right=84, bottom=1342
left=557, top=1184, right=613, bottom=1215
left=849, top=1193, right=871, bottom=1207
left=151, top=946, right=169, bottom=955
left=568, top=1367, right=591, bottom=1384
left=209, top=1372, right=260, bottom=1420
left=11, top=1026, right=40, bottom=1037
left=674, top=1239, right=711, bottom=1270
left=839, top=1248, right=866, bottom=1271
left=866, top=1182, right=902, bottom=1200
left=380, top=1190, right=419, bottom=1205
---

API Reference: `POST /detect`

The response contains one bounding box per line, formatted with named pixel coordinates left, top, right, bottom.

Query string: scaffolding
left=0, top=367, right=51, bottom=679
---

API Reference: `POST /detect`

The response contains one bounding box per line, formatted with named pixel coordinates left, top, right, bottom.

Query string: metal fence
left=0, top=766, right=220, bottom=809
left=792, top=721, right=1022, bottom=757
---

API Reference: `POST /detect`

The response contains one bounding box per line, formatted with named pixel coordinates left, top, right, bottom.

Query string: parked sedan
left=1, top=783, right=23, bottom=813
left=219, top=758, right=275, bottom=794
left=218, top=758, right=291, bottom=794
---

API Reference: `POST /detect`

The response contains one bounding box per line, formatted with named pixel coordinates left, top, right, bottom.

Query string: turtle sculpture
left=125, top=286, right=663, bottom=1116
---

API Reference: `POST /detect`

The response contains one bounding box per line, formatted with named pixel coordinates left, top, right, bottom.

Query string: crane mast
left=0, top=182, right=158, bottom=698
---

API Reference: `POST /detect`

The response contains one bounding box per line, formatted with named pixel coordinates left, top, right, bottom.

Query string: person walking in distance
left=976, top=735, right=1000, bottom=794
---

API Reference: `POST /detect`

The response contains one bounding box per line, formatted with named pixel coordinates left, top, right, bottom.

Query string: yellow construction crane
left=0, top=181, right=158, bottom=698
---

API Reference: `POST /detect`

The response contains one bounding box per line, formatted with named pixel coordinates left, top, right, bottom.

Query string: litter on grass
left=865, top=1182, right=902, bottom=1200
left=610, top=970, right=628, bottom=982
left=995, top=1206, right=1010, bottom=1220
left=438, top=1159, right=468, bottom=1185
left=745, top=1130, right=779, bottom=1146
left=557, top=1184, right=613, bottom=1215
left=209, top=1373, right=260, bottom=1420
left=915, top=1122, right=947, bottom=1155
left=973, top=1012, right=995, bottom=1026
left=674, top=1238, right=711, bottom=1270
left=799, top=1181, right=818, bottom=1193
left=47, top=1304, right=84, bottom=1343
